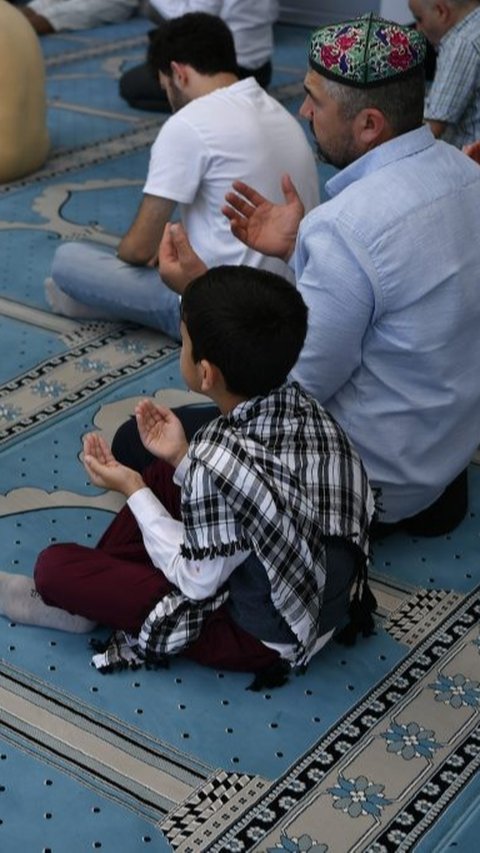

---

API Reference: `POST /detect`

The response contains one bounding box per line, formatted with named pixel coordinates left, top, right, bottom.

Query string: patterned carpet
left=0, top=16, right=479, bottom=853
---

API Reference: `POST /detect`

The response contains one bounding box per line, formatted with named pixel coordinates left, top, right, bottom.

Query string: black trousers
left=119, top=56, right=273, bottom=112
left=112, top=407, right=469, bottom=538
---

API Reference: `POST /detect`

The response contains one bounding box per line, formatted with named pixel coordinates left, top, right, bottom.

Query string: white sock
left=0, top=572, right=96, bottom=633
left=44, top=277, right=114, bottom=321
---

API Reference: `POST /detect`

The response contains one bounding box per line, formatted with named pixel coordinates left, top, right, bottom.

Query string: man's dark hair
left=323, top=66, right=425, bottom=136
left=181, top=266, right=308, bottom=398
left=148, top=12, right=238, bottom=78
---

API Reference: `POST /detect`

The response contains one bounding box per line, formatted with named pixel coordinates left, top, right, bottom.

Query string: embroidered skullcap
left=308, top=14, right=426, bottom=88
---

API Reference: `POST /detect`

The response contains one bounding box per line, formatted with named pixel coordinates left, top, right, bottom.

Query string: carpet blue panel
left=274, top=23, right=313, bottom=62
left=57, top=156, right=150, bottom=232
left=47, top=102, right=138, bottom=149
left=0, top=317, right=66, bottom=383
left=0, top=150, right=150, bottom=309
left=0, top=736, right=167, bottom=852
left=47, top=57, right=147, bottom=116
left=40, top=18, right=151, bottom=59
left=374, top=465, right=480, bottom=596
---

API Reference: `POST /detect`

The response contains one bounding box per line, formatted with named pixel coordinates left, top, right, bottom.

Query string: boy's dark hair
left=181, top=266, right=308, bottom=398
left=148, top=13, right=238, bottom=78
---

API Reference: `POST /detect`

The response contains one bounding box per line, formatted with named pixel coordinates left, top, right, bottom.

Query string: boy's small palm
left=83, top=432, right=141, bottom=495
left=136, top=400, right=188, bottom=468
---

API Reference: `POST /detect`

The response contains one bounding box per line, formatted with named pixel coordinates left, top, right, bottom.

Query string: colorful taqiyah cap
left=308, top=14, right=426, bottom=88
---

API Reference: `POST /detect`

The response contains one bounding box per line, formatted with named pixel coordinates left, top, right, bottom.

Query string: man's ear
left=355, top=107, right=389, bottom=148
left=171, top=60, right=188, bottom=88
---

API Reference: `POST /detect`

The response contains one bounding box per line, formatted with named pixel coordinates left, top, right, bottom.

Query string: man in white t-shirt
left=45, top=11, right=319, bottom=339
left=16, top=0, right=138, bottom=34
left=120, top=1, right=278, bottom=111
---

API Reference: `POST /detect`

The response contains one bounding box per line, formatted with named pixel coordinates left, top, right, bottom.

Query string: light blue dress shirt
left=291, top=126, right=480, bottom=522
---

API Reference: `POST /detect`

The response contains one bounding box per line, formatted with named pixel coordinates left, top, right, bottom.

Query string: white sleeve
left=127, top=487, right=249, bottom=599
left=28, top=0, right=138, bottom=31
left=149, top=1, right=221, bottom=18
left=143, top=116, right=209, bottom=203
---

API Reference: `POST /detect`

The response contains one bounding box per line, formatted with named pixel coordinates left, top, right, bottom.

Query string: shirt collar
left=325, top=125, right=436, bottom=199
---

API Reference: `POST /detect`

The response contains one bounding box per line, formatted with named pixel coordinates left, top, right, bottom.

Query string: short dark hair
left=323, top=65, right=425, bottom=136
left=181, top=266, right=308, bottom=398
left=148, top=12, right=238, bottom=78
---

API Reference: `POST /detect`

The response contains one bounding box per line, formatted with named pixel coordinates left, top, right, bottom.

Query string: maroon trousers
left=34, top=459, right=278, bottom=672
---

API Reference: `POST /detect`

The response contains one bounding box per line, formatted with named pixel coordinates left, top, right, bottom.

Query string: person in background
left=44, top=12, right=319, bottom=337
left=155, top=14, right=480, bottom=537
left=120, top=0, right=278, bottom=111
left=409, top=0, right=480, bottom=147
left=16, top=0, right=138, bottom=34
left=0, top=0, right=49, bottom=181
left=0, top=267, right=375, bottom=685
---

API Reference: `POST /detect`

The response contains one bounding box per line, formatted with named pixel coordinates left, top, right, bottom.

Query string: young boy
left=0, top=267, right=375, bottom=681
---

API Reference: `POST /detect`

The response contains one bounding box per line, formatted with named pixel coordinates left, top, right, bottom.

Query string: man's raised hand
left=135, top=399, right=188, bottom=468
left=222, top=174, right=304, bottom=262
left=158, top=222, right=208, bottom=294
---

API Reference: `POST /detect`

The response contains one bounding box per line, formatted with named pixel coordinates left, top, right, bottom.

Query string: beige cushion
left=0, top=0, right=49, bottom=182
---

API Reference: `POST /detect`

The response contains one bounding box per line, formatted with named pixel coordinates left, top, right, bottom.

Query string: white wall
left=278, top=2, right=412, bottom=26
left=278, top=2, right=381, bottom=26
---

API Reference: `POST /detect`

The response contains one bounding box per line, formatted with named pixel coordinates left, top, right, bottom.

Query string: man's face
left=299, top=70, right=361, bottom=170
left=409, top=0, right=448, bottom=47
left=159, top=72, right=189, bottom=112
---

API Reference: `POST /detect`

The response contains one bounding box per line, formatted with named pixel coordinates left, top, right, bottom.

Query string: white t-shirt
left=28, top=0, right=138, bottom=31
left=149, top=0, right=279, bottom=68
left=143, top=77, right=319, bottom=279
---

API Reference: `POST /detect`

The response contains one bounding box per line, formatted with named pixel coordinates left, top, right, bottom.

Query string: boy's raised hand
left=83, top=433, right=145, bottom=497
left=158, top=222, right=208, bottom=294
left=222, top=174, right=304, bottom=263
left=135, top=400, right=188, bottom=468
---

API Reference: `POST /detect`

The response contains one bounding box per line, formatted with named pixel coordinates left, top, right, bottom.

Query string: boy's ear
left=199, top=359, right=221, bottom=393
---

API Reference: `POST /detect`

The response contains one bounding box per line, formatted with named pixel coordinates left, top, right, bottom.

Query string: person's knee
left=51, top=241, right=87, bottom=281
left=33, top=544, right=70, bottom=603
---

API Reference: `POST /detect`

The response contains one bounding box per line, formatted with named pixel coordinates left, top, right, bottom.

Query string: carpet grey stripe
left=0, top=665, right=213, bottom=819
left=0, top=296, right=82, bottom=334
left=48, top=100, right=143, bottom=123
left=44, top=34, right=148, bottom=69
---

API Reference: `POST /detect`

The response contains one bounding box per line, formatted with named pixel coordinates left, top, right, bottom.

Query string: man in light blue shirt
left=162, top=14, right=480, bottom=534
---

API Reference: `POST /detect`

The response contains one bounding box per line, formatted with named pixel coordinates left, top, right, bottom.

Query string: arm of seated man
left=427, top=119, right=448, bottom=138
left=117, top=194, right=175, bottom=266
left=21, top=7, right=55, bottom=34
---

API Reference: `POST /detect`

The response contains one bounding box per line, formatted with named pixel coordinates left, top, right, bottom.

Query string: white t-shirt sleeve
left=127, top=487, right=249, bottom=599
left=150, top=1, right=221, bottom=17
left=143, top=116, right=210, bottom=204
